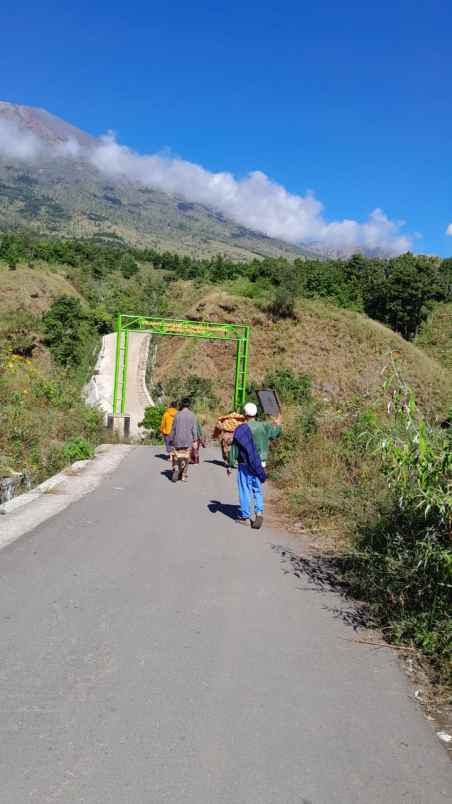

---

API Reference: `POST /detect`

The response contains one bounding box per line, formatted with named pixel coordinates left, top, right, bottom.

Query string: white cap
left=244, top=402, right=258, bottom=417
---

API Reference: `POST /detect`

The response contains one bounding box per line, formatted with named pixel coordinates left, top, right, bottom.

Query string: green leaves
left=376, top=365, right=452, bottom=530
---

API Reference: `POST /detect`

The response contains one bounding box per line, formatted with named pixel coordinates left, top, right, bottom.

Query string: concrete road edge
left=0, top=444, right=135, bottom=551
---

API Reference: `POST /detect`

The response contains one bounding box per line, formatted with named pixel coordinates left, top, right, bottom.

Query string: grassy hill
left=0, top=262, right=80, bottom=315
left=415, top=303, right=452, bottom=371
left=152, top=284, right=451, bottom=417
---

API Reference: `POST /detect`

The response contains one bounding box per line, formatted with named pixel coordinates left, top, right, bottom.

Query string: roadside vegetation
left=1, top=232, right=451, bottom=339
left=265, top=363, right=451, bottom=682
left=0, top=231, right=450, bottom=680
left=0, top=319, right=102, bottom=485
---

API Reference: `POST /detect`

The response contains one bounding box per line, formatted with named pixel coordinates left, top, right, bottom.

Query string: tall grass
left=0, top=316, right=104, bottom=486
left=266, top=363, right=451, bottom=680
left=341, top=365, right=451, bottom=680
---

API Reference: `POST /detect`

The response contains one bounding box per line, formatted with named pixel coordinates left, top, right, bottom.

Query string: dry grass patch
left=153, top=288, right=452, bottom=417
left=0, top=262, right=80, bottom=315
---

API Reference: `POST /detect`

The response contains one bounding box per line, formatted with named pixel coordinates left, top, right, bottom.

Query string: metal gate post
left=233, top=327, right=250, bottom=410
left=234, top=338, right=243, bottom=410
left=120, top=328, right=129, bottom=415
left=112, top=315, right=122, bottom=415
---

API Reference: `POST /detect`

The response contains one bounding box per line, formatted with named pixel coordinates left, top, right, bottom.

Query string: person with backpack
left=229, top=402, right=282, bottom=528
left=160, top=401, right=178, bottom=458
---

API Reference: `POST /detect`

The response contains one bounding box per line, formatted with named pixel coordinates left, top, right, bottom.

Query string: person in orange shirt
left=160, top=401, right=178, bottom=458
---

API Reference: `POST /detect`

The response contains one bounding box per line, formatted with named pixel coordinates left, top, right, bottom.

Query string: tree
left=362, top=254, right=437, bottom=339
left=42, top=296, right=91, bottom=367
left=267, top=289, right=297, bottom=319
left=120, top=254, right=139, bottom=279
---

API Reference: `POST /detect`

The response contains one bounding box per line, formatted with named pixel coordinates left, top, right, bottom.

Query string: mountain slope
left=0, top=102, right=315, bottom=260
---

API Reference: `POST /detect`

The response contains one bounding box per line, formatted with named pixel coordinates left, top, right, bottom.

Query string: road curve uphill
left=84, top=331, right=152, bottom=437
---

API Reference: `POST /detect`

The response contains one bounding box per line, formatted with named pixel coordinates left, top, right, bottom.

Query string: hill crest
left=0, top=102, right=314, bottom=260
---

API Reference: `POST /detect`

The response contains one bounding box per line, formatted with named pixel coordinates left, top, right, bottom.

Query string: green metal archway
left=112, top=314, right=250, bottom=415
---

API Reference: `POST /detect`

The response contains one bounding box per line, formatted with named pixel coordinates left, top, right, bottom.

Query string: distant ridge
left=0, top=101, right=316, bottom=260
left=0, top=101, right=96, bottom=147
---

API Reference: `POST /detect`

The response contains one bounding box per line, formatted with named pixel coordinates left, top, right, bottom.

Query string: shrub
left=120, top=254, right=139, bottom=279
left=62, top=437, right=94, bottom=463
left=0, top=346, right=103, bottom=485
left=163, top=374, right=218, bottom=410
left=268, top=418, right=305, bottom=479
left=139, top=404, right=166, bottom=440
left=0, top=311, right=38, bottom=358
left=262, top=367, right=312, bottom=406
left=42, top=295, right=91, bottom=368
left=342, top=367, right=452, bottom=680
left=265, top=371, right=318, bottom=478
left=267, top=289, right=297, bottom=320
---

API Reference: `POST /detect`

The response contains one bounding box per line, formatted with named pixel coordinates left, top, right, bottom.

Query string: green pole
left=120, top=328, right=129, bottom=415
left=240, top=327, right=250, bottom=407
left=234, top=338, right=243, bottom=411
left=233, top=327, right=250, bottom=410
left=112, top=315, right=122, bottom=415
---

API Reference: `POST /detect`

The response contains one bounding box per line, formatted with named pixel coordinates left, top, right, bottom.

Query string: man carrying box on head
left=229, top=401, right=282, bottom=529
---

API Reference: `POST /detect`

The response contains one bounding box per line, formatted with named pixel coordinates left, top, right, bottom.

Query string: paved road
left=84, top=332, right=152, bottom=436
left=0, top=447, right=450, bottom=803
left=124, top=332, right=153, bottom=436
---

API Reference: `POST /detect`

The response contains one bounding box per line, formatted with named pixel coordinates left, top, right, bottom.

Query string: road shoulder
left=0, top=444, right=135, bottom=551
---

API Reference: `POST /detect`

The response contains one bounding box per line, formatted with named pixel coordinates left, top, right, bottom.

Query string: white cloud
left=0, top=119, right=45, bottom=161
left=0, top=119, right=412, bottom=254
left=446, top=223, right=452, bottom=236
left=88, top=135, right=411, bottom=253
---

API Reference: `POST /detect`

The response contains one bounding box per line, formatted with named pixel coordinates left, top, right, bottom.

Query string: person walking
left=212, top=411, right=245, bottom=466
left=229, top=402, right=282, bottom=528
left=160, top=401, right=178, bottom=458
left=170, top=398, right=198, bottom=482
left=190, top=417, right=206, bottom=465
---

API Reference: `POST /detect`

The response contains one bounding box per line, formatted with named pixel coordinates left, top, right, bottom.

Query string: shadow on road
left=160, top=469, right=174, bottom=482
left=204, top=459, right=227, bottom=468
left=272, top=544, right=373, bottom=630
left=155, top=453, right=170, bottom=461
left=208, top=500, right=240, bottom=521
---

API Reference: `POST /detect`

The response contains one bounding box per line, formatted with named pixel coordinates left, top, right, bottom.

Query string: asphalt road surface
left=1, top=447, right=450, bottom=803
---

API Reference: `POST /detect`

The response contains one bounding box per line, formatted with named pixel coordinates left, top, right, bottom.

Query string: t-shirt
left=229, top=420, right=281, bottom=466
left=248, top=420, right=282, bottom=461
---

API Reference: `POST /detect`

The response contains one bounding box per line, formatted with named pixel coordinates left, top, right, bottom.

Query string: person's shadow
left=208, top=500, right=240, bottom=521
left=204, top=459, right=227, bottom=468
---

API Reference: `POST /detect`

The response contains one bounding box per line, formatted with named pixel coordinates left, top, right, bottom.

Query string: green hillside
left=0, top=101, right=317, bottom=260
left=0, top=233, right=450, bottom=680
left=416, top=303, right=452, bottom=371
left=0, top=161, right=313, bottom=261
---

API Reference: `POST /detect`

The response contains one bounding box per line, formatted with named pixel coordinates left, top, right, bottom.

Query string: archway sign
left=112, top=314, right=250, bottom=416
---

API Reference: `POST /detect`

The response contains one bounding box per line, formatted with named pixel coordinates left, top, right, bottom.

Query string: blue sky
left=1, top=0, right=451, bottom=254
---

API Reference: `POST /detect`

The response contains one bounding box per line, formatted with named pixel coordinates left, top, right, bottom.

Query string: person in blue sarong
left=229, top=402, right=282, bottom=529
